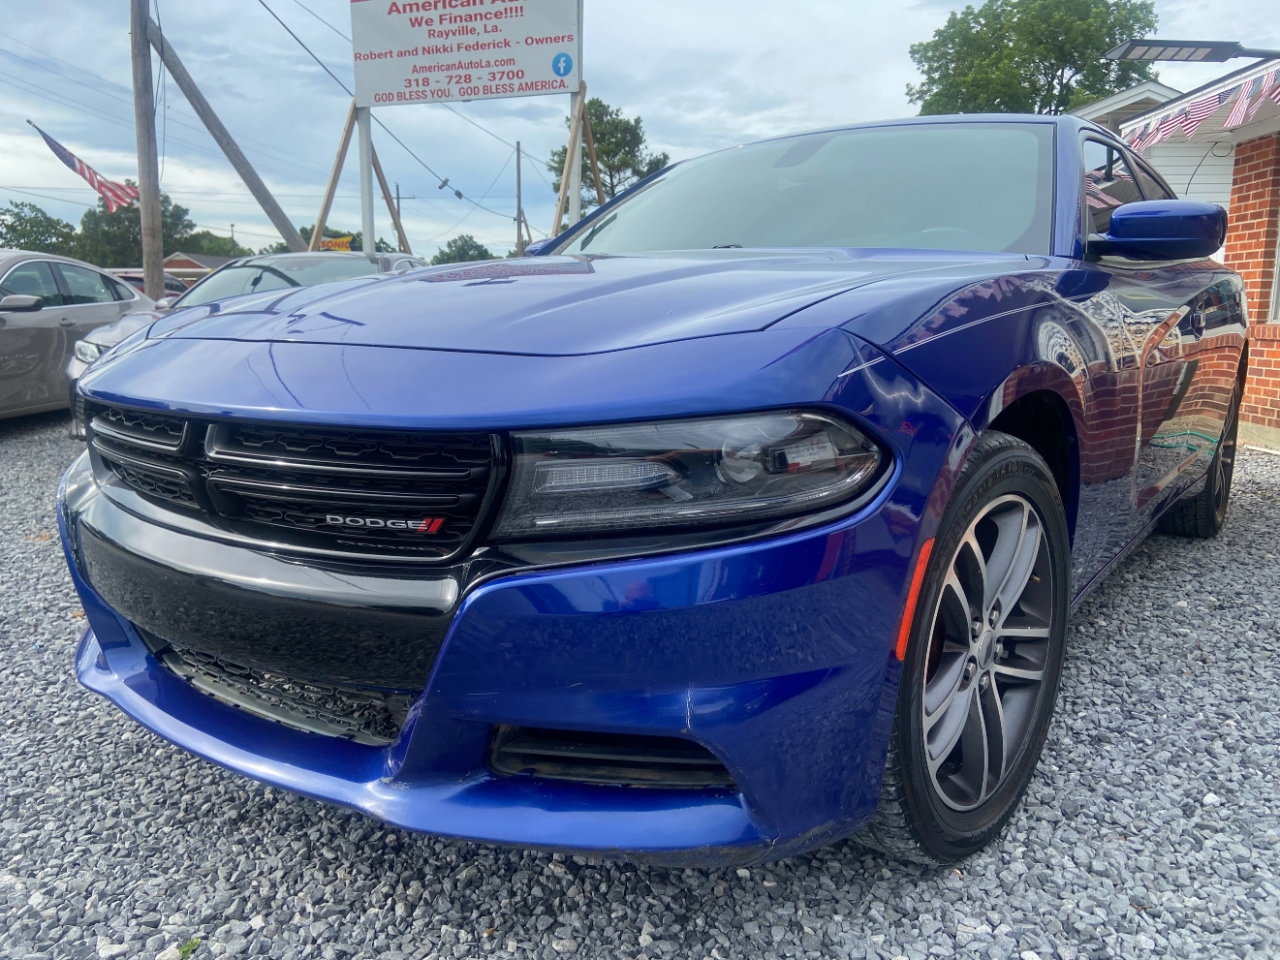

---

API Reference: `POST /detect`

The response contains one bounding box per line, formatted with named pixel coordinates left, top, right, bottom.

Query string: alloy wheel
left=920, top=494, right=1055, bottom=812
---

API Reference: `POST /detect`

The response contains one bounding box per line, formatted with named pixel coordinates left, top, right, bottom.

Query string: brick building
left=1078, top=61, right=1280, bottom=448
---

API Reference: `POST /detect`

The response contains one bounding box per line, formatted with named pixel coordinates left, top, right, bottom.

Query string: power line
left=153, top=0, right=169, bottom=181
left=289, top=0, right=352, bottom=43
left=0, top=185, right=285, bottom=244
left=419, top=147, right=513, bottom=242
left=0, top=185, right=96, bottom=209
left=256, top=0, right=519, bottom=224
left=0, top=32, right=340, bottom=181
left=279, top=0, right=553, bottom=172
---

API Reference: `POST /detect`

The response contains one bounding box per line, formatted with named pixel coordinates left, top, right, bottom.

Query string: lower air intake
left=141, top=631, right=414, bottom=746
left=489, top=725, right=735, bottom=789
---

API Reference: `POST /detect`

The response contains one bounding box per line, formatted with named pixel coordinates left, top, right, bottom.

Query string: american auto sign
left=350, top=0, right=582, bottom=107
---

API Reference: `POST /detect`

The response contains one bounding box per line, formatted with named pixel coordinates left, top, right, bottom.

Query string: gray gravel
left=3, top=409, right=1278, bottom=960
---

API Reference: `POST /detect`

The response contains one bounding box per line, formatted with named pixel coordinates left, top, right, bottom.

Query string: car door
left=1124, top=152, right=1245, bottom=498
left=51, top=261, right=136, bottom=335
left=0, top=259, right=67, bottom=416
left=1080, top=138, right=1214, bottom=521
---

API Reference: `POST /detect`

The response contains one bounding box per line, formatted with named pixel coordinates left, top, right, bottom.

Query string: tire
left=861, top=431, right=1070, bottom=864
left=1158, top=380, right=1241, bottom=539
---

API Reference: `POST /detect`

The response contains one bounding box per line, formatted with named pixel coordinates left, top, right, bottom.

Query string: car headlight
left=74, top=340, right=103, bottom=364
left=493, top=410, right=884, bottom=539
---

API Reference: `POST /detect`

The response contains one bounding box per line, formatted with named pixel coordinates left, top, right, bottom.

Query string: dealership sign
left=350, top=0, right=582, bottom=107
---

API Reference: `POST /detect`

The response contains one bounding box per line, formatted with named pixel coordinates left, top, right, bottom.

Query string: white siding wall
left=1141, top=142, right=1235, bottom=210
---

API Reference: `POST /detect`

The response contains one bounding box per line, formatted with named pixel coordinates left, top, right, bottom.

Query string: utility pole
left=371, top=148, right=411, bottom=254
left=515, top=142, right=524, bottom=257
left=130, top=0, right=164, bottom=300
left=145, top=17, right=305, bottom=251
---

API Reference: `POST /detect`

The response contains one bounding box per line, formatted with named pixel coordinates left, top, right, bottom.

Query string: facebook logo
left=552, top=53, right=573, bottom=77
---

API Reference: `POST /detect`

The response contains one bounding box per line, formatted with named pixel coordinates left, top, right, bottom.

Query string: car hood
left=91, top=277, right=389, bottom=349
left=150, top=251, right=1026, bottom=356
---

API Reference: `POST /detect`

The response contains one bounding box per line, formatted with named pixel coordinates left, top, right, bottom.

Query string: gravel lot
left=3, top=410, right=1278, bottom=960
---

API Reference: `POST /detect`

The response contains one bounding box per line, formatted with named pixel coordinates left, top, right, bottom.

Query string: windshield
left=555, top=122, right=1055, bottom=257
left=177, top=257, right=383, bottom=307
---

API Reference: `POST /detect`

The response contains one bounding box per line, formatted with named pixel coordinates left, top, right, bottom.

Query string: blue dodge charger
left=60, top=115, right=1245, bottom=866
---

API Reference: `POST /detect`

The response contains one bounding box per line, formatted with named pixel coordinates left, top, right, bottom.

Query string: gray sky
left=0, top=0, right=1275, bottom=260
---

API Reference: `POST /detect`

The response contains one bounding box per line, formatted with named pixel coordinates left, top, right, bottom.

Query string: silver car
left=65, top=252, right=425, bottom=436
left=0, top=250, right=153, bottom=420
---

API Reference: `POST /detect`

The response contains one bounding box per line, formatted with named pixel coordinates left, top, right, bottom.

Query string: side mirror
left=0, top=294, right=43, bottom=312
left=155, top=297, right=174, bottom=310
left=523, top=238, right=555, bottom=256
left=1090, top=200, right=1226, bottom=261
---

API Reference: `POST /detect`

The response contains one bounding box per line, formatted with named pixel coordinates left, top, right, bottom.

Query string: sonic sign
left=350, top=0, right=582, bottom=106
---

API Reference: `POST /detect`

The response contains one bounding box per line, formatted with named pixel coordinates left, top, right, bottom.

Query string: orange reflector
left=894, top=538, right=935, bottom=661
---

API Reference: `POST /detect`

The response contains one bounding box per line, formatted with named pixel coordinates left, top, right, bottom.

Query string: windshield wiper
left=248, top=265, right=304, bottom=290
left=711, top=243, right=743, bottom=248
left=576, top=213, right=618, bottom=252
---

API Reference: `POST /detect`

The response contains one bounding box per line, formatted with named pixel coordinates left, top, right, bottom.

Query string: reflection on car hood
left=149, top=252, right=1024, bottom=356
left=91, top=277, right=388, bottom=348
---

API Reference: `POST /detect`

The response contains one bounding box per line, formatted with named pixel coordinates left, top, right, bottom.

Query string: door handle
left=59, top=317, right=74, bottom=327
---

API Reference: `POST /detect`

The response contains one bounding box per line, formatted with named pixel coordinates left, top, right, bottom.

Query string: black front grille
left=87, top=403, right=499, bottom=561
left=490, top=726, right=736, bottom=789
left=141, top=631, right=413, bottom=745
left=93, top=403, right=187, bottom=450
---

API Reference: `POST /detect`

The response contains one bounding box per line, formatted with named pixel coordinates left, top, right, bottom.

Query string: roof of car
left=0, top=249, right=120, bottom=271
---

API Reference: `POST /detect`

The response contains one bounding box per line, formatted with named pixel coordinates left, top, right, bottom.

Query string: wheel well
left=988, top=391, right=1079, bottom=542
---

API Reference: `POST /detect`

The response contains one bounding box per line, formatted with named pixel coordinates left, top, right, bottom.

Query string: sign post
left=357, top=106, right=376, bottom=259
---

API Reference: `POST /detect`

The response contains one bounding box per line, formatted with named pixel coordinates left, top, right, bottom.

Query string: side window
left=107, top=277, right=137, bottom=302
left=56, top=263, right=116, bottom=305
left=0, top=260, right=63, bottom=306
left=1082, top=139, right=1143, bottom=235
left=1128, top=155, right=1177, bottom=201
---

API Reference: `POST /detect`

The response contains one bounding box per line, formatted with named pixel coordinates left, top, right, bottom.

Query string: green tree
left=182, top=230, right=252, bottom=258
left=74, top=183, right=194, bottom=267
left=0, top=201, right=78, bottom=255
left=430, top=234, right=493, bottom=265
left=548, top=98, right=669, bottom=218
left=908, top=0, right=1159, bottom=116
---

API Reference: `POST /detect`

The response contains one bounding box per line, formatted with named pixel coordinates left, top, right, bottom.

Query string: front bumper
left=61, top=456, right=933, bottom=866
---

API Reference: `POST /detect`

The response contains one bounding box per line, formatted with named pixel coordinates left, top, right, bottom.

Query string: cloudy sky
left=0, top=0, right=1276, bottom=260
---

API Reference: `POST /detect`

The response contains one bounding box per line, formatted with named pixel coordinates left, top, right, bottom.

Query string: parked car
left=66, top=251, right=425, bottom=435
left=111, top=271, right=190, bottom=297
left=59, top=116, right=1245, bottom=866
left=0, top=250, right=153, bottom=421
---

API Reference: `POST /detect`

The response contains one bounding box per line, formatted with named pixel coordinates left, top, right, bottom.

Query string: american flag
left=1133, top=121, right=1161, bottom=152
left=1152, top=109, right=1187, bottom=147
left=1182, top=90, right=1230, bottom=138
left=28, top=121, right=139, bottom=213
left=1223, top=78, right=1260, bottom=129
left=1248, top=69, right=1277, bottom=121
left=1270, top=69, right=1280, bottom=106
left=1084, top=169, right=1126, bottom=209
